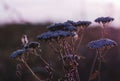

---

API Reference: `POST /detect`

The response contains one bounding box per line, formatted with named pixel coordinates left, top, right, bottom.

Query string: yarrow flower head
left=63, top=22, right=77, bottom=31
left=10, top=49, right=26, bottom=58
left=37, top=31, right=53, bottom=40
left=75, top=21, right=91, bottom=27
left=87, top=38, right=117, bottom=49
left=47, top=22, right=77, bottom=31
left=65, top=20, right=77, bottom=26
left=37, top=30, right=75, bottom=41
left=95, top=17, right=114, bottom=24
left=47, top=23, right=64, bottom=31
left=24, top=42, right=40, bottom=49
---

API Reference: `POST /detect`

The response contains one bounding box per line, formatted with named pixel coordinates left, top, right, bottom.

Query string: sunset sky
left=0, top=0, right=120, bottom=26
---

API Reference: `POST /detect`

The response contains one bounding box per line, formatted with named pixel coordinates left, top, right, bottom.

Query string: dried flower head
left=63, top=22, right=77, bottom=31
left=47, top=22, right=76, bottom=31
left=47, top=23, right=64, bottom=31
left=10, top=49, right=26, bottom=58
left=75, top=21, right=91, bottom=27
left=95, top=17, right=114, bottom=24
left=37, top=31, right=52, bottom=40
left=65, top=20, right=77, bottom=26
left=24, top=42, right=40, bottom=49
left=37, top=30, right=75, bottom=40
left=87, top=38, right=117, bottom=49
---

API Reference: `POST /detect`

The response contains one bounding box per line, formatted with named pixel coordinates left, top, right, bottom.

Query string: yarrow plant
left=87, top=38, right=117, bottom=81
left=95, top=17, right=114, bottom=38
left=87, top=38, right=117, bottom=49
left=10, top=17, right=118, bottom=81
left=95, top=17, right=114, bottom=24
left=87, top=17, right=117, bottom=81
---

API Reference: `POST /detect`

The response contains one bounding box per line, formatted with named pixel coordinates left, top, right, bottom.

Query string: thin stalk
left=64, top=42, right=70, bottom=54
left=65, top=39, right=74, bottom=54
left=88, top=50, right=98, bottom=81
left=33, top=50, right=55, bottom=72
left=98, top=50, right=102, bottom=81
left=74, top=68, right=80, bottom=81
left=71, top=37, right=76, bottom=54
left=21, top=59, right=42, bottom=81
left=36, top=54, right=55, bottom=72
left=58, top=40, right=66, bottom=73
left=102, top=48, right=109, bottom=57
left=62, top=41, right=67, bottom=55
left=48, top=42, right=59, bottom=54
left=58, top=41, right=65, bottom=64
left=100, top=23, right=106, bottom=38
left=75, top=30, right=84, bottom=53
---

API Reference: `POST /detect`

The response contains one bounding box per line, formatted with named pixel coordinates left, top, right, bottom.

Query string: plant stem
left=88, top=50, right=98, bottom=81
left=76, top=31, right=84, bottom=53
left=74, top=68, right=80, bottom=81
left=98, top=50, right=102, bottom=81
left=53, top=40, right=66, bottom=76
left=101, top=23, right=106, bottom=38
left=37, top=54, right=55, bottom=71
left=32, top=48, right=55, bottom=72
left=21, top=59, right=42, bottom=81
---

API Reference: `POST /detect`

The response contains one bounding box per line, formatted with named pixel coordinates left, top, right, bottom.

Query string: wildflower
left=87, top=38, right=117, bottom=49
left=47, top=23, right=64, bottom=31
left=24, top=42, right=40, bottom=49
left=47, top=22, right=77, bottom=31
left=10, top=49, right=26, bottom=58
left=95, top=17, right=114, bottom=23
left=75, top=21, right=91, bottom=27
left=37, top=31, right=53, bottom=40
left=54, top=30, right=75, bottom=37
left=63, top=22, right=77, bottom=31
left=37, top=31, right=75, bottom=40
left=65, top=20, right=76, bottom=26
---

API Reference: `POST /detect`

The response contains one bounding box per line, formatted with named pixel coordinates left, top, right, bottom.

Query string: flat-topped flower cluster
left=10, top=17, right=118, bottom=81
left=87, top=38, right=117, bottom=49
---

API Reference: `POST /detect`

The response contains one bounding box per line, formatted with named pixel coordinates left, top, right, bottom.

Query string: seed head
left=75, top=21, right=91, bottom=27
left=24, top=42, right=40, bottom=49
left=95, top=17, right=114, bottom=24
left=10, top=49, right=26, bottom=58
left=37, top=30, right=75, bottom=41
left=87, top=38, right=117, bottom=49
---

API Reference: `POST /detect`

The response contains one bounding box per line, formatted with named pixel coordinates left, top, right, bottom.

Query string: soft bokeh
left=0, top=0, right=120, bottom=26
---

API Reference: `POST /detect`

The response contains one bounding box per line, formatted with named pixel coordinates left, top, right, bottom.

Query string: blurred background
left=0, top=0, right=120, bottom=81
left=1, top=0, right=120, bottom=26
